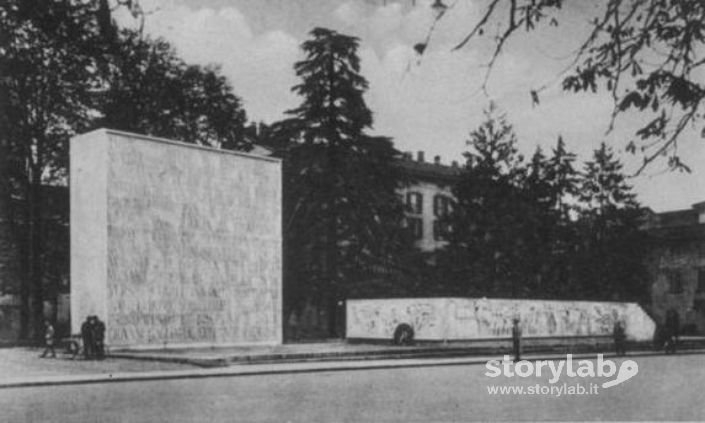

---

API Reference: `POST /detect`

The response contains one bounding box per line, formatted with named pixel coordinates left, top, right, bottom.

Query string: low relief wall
left=71, top=129, right=282, bottom=348
left=347, top=298, right=656, bottom=341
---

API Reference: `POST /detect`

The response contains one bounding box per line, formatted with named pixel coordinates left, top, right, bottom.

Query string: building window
left=697, top=268, right=705, bottom=293
left=407, top=217, right=423, bottom=240
left=433, top=220, right=452, bottom=241
left=668, top=270, right=684, bottom=294
left=406, top=192, right=423, bottom=215
left=433, top=195, right=453, bottom=217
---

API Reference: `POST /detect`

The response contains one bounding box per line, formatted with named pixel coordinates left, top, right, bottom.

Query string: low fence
left=346, top=298, right=656, bottom=342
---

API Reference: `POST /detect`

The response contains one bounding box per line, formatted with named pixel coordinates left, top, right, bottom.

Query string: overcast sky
left=118, top=0, right=704, bottom=212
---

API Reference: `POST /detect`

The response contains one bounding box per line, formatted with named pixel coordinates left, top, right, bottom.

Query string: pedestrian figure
left=613, top=320, right=626, bottom=356
left=512, top=318, right=522, bottom=361
left=94, top=316, right=106, bottom=359
left=287, top=310, right=300, bottom=342
left=664, top=309, right=679, bottom=354
left=40, top=320, right=56, bottom=358
left=81, top=316, right=94, bottom=359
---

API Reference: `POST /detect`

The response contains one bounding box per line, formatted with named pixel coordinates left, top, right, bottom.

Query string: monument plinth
left=70, top=129, right=282, bottom=348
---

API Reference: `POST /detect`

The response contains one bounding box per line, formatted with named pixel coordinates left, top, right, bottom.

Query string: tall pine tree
left=275, top=28, right=408, bottom=337
left=544, top=136, right=581, bottom=297
left=440, top=105, right=529, bottom=297
left=521, top=146, right=556, bottom=296
left=546, top=137, right=579, bottom=221
left=576, top=143, right=646, bottom=300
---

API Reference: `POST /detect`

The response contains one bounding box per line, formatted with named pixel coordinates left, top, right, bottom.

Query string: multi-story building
left=643, top=202, right=705, bottom=334
left=396, top=151, right=461, bottom=252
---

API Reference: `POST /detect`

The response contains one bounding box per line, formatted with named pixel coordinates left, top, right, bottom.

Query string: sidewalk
left=0, top=347, right=197, bottom=380
left=0, top=352, right=497, bottom=389
left=3, top=337, right=705, bottom=389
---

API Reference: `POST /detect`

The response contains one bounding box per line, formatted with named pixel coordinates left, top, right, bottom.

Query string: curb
left=3, top=348, right=705, bottom=390
left=109, top=339, right=705, bottom=367
left=109, top=344, right=610, bottom=366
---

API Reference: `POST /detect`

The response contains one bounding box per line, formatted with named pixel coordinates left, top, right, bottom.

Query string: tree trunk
left=0, top=145, right=23, bottom=339
left=27, top=170, right=44, bottom=341
left=0, top=79, right=25, bottom=341
left=325, top=52, right=339, bottom=339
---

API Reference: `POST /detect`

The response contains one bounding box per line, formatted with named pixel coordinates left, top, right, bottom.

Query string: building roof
left=249, top=138, right=464, bottom=185
left=395, top=153, right=462, bottom=185
left=654, top=208, right=698, bottom=228
left=645, top=203, right=705, bottom=241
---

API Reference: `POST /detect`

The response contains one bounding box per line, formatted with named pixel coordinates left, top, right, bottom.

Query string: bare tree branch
left=452, top=0, right=501, bottom=51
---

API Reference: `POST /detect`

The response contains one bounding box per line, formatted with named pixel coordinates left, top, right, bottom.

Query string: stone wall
left=71, top=129, right=282, bottom=348
left=347, top=298, right=655, bottom=341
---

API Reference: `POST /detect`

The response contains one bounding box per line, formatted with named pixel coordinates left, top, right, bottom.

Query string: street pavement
left=0, top=353, right=703, bottom=422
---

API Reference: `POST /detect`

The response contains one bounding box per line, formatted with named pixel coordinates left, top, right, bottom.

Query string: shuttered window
left=406, top=192, right=423, bottom=215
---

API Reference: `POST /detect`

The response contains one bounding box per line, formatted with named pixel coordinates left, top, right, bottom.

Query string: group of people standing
left=81, top=315, right=106, bottom=359
left=40, top=315, right=106, bottom=359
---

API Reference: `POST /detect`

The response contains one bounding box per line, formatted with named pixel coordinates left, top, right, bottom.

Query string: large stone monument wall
left=71, top=129, right=282, bottom=348
left=347, top=298, right=656, bottom=341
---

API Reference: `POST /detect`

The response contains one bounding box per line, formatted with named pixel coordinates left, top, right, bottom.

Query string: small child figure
left=40, top=320, right=56, bottom=358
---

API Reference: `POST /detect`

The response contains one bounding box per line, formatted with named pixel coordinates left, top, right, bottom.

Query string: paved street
left=0, top=353, right=703, bottom=422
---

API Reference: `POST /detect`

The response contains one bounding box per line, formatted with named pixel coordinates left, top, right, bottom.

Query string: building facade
left=397, top=151, right=460, bottom=252
left=644, top=202, right=705, bottom=334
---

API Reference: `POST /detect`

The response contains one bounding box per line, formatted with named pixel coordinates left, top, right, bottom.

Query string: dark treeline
left=1, top=0, right=250, bottom=339
left=435, top=105, right=648, bottom=303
